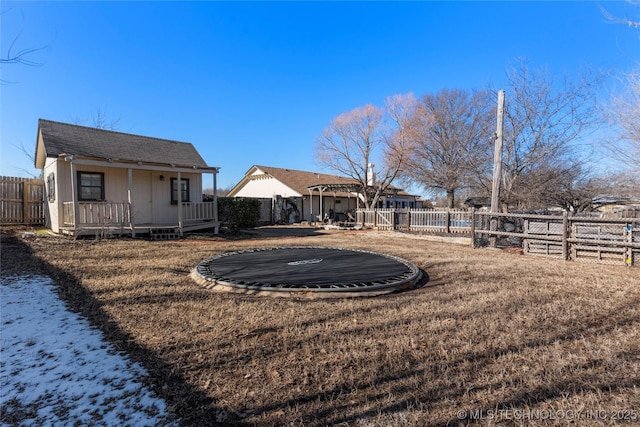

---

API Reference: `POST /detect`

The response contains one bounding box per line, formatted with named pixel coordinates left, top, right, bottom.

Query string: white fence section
left=356, top=208, right=472, bottom=234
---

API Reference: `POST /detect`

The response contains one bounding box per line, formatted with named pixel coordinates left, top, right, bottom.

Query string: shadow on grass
left=237, top=299, right=640, bottom=426
left=198, top=274, right=639, bottom=426
left=0, top=234, right=243, bottom=426
left=238, top=226, right=330, bottom=239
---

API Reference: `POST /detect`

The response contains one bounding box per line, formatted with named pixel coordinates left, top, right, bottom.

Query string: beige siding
left=68, top=164, right=130, bottom=202
left=234, top=176, right=301, bottom=198
left=151, top=172, right=203, bottom=225
left=47, top=160, right=206, bottom=228
left=44, top=158, right=60, bottom=231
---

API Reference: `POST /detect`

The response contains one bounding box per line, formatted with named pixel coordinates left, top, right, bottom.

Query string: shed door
left=132, top=171, right=153, bottom=224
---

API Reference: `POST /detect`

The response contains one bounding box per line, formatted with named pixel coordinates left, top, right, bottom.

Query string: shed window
left=78, top=172, right=104, bottom=201
left=47, top=173, right=55, bottom=202
left=171, top=178, right=190, bottom=204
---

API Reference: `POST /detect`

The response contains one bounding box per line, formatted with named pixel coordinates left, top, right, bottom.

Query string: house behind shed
left=228, top=165, right=420, bottom=224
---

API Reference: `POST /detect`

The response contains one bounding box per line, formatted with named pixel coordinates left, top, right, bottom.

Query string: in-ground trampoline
left=191, top=246, right=422, bottom=298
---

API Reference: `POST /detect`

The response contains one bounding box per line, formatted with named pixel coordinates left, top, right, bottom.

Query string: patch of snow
left=0, top=275, right=179, bottom=426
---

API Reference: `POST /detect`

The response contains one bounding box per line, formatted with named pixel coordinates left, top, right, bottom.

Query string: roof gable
left=35, top=119, right=209, bottom=169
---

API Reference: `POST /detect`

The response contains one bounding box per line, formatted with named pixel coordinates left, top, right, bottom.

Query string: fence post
left=470, top=208, right=476, bottom=248
left=407, top=209, right=411, bottom=231
left=626, top=222, right=634, bottom=267
left=22, top=181, right=29, bottom=224
left=445, top=208, right=451, bottom=234
left=490, top=214, right=498, bottom=248
left=562, top=211, right=569, bottom=261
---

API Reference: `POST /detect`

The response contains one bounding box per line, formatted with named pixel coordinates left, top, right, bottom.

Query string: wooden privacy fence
left=356, top=208, right=639, bottom=267
left=0, top=176, right=45, bottom=225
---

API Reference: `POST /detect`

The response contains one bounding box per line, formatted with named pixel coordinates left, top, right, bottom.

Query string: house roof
left=229, top=165, right=417, bottom=199
left=251, top=165, right=360, bottom=195
left=35, top=119, right=210, bottom=169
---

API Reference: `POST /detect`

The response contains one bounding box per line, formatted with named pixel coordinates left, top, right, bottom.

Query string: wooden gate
left=0, top=176, right=45, bottom=225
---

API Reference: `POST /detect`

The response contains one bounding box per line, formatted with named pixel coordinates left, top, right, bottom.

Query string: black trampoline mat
left=197, top=247, right=415, bottom=287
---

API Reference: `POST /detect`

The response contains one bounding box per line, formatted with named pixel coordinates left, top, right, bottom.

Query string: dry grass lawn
left=2, top=226, right=639, bottom=426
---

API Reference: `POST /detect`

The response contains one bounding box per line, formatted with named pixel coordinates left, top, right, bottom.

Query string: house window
left=78, top=172, right=104, bottom=201
left=47, top=173, right=55, bottom=202
left=171, top=178, right=190, bottom=204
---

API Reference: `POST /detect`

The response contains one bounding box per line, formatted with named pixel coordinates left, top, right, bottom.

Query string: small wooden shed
left=34, top=119, right=219, bottom=237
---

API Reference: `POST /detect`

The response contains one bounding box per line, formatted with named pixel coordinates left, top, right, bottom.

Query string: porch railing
left=182, top=201, right=217, bottom=223
left=62, top=201, right=217, bottom=232
left=63, top=201, right=131, bottom=227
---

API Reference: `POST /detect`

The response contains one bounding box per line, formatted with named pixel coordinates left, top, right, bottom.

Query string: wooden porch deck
left=60, top=201, right=219, bottom=238
left=60, top=220, right=219, bottom=238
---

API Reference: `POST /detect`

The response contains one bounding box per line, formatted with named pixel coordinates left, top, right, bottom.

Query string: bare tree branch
left=604, top=67, right=640, bottom=172
left=401, top=88, right=493, bottom=208
left=494, top=59, right=604, bottom=211
left=1, top=9, right=47, bottom=67
left=315, top=97, right=415, bottom=209
left=600, top=1, right=640, bottom=28
left=72, top=107, right=121, bottom=130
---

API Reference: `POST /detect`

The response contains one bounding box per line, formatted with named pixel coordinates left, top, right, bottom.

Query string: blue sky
left=1, top=1, right=638, bottom=192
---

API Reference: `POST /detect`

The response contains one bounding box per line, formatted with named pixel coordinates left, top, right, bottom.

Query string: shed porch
left=60, top=201, right=219, bottom=237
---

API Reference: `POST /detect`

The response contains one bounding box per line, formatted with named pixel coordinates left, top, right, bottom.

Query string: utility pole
left=490, top=90, right=505, bottom=247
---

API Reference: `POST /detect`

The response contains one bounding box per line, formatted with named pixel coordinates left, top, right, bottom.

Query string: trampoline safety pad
left=191, top=246, right=423, bottom=298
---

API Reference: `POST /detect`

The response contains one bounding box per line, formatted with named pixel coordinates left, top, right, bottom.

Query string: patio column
left=177, top=171, right=183, bottom=233
left=309, top=189, right=313, bottom=222
left=213, top=170, right=219, bottom=234
left=127, top=168, right=135, bottom=237
left=319, top=187, right=324, bottom=221
left=69, top=158, right=80, bottom=230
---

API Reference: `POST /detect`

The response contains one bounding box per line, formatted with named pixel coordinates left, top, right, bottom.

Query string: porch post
left=177, top=171, right=183, bottom=234
left=213, top=170, right=219, bottom=234
left=127, top=168, right=135, bottom=238
left=69, top=159, right=80, bottom=232
left=320, top=187, right=324, bottom=222
left=309, top=189, right=313, bottom=222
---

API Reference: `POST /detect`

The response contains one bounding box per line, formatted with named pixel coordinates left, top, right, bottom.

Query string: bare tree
left=494, top=60, right=603, bottom=211
left=315, top=94, right=416, bottom=209
left=72, top=107, right=121, bottom=130
left=519, top=160, right=599, bottom=212
left=605, top=67, right=640, bottom=173
left=599, top=171, right=640, bottom=202
left=600, top=0, right=640, bottom=29
left=401, top=88, right=493, bottom=208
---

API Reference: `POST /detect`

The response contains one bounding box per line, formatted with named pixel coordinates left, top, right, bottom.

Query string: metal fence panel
left=357, top=208, right=639, bottom=267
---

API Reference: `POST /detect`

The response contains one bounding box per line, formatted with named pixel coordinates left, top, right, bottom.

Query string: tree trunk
left=446, top=189, right=455, bottom=209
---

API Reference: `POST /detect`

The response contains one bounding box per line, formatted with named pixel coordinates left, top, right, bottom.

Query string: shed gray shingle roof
left=37, top=119, right=209, bottom=168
